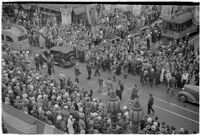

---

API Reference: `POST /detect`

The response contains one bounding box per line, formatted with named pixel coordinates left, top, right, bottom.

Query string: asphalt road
left=30, top=46, right=199, bottom=133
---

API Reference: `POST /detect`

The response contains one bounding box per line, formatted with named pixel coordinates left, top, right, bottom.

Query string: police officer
left=75, top=63, right=81, bottom=83
left=147, top=93, right=155, bottom=115
left=86, top=61, right=92, bottom=80
left=167, top=76, right=176, bottom=96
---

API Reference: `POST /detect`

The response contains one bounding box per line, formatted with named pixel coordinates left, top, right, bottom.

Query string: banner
left=2, top=104, right=64, bottom=134
left=132, top=5, right=142, bottom=16
left=193, top=6, right=199, bottom=25
left=60, top=7, right=72, bottom=25
left=160, top=5, right=173, bottom=19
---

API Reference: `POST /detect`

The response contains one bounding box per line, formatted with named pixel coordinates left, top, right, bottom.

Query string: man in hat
left=86, top=61, right=92, bottom=80
left=74, top=63, right=81, bottom=83
left=147, top=93, right=155, bottom=115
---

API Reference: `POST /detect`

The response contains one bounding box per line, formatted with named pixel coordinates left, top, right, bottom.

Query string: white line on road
left=139, top=100, right=199, bottom=125
left=124, top=85, right=199, bottom=115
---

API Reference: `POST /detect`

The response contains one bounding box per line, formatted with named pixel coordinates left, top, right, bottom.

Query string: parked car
left=49, top=46, right=76, bottom=68
left=178, top=84, right=199, bottom=104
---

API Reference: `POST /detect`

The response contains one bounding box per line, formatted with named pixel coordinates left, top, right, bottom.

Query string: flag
left=160, top=5, right=173, bottom=19
left=60, top=7, right=72, bottom=25
left=132, top=5, right=142, bottom=16
left=2, top=104, right=64, bottom=134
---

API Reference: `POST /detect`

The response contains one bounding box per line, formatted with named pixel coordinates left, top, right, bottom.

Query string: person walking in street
left=59, top=72, right=66, bottom=90
left=34, top=54, right=40, bottom=71
left=98, top=75, right=104, bottom=93
left=86, top=61, right=92, bottom=80
left=147, top=93, right=155, bottom=115
left=116, top=80, right=124, bottom=100
left=94, top=60, right=101, bottom=77
left=131, top=84, right=139, bottom=101
left=75, top=64, right=81, bottom=83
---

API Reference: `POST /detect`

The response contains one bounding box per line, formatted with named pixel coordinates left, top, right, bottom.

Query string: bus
left=162, top=12, right=198, bottom=40
left=2, top=24, right=30, bottom=51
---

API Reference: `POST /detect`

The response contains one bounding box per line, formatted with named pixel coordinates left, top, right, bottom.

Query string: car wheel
left=179, top=94, right=187, bottom=102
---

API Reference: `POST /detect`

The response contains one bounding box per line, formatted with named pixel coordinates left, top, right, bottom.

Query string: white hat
left=97, top=116, right=102, bottom=120
left=54, top=104, right=59, bottom=108
left=37, top=95, right=42, bottom=99
left=57, top=96, right=61, bottom=101
left=151, top=125, right=156, bottom=131
left=147, top=117, right=152, bottom=123
left=8, top=90, right=13, bottom=94
left=64, top=106, right=68, bottom=109
left=23, top=93, right=28, bottom=98
left=122, top=105, right=128, bottom=110
left=57, top=115, right=62, bottom=120
left=153, top=122, right=158, bottom=127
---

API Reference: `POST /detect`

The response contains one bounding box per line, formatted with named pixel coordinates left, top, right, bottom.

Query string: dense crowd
left=2, top=4, right=199, bottom=134
left=2, top=45, right=196, bottom=134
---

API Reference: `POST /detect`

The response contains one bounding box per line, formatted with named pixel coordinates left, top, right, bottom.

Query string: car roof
left=184, top=85, right=199, bottom=93
left=2, top=24, right=27, bottom=37
left=50, top=46, right=74, bottom=53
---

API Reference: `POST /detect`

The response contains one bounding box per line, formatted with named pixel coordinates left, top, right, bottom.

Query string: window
left=172, top=23, right=178, bottom=32
left=18, top=35, right=27, bottom=41
left=2, top=35, right=4, bottom=40
left=6, top=36, right=13, bottom=42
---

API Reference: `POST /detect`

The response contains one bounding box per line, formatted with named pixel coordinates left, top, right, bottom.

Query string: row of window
left=2, top=34, right=27, bottom=42
left=2, top=35, right=13, bottom=42
left=163, top=19, right=193, bottom=32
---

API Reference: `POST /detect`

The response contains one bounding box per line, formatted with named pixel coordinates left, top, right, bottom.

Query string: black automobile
left=49, top=46, right=76, bottom=68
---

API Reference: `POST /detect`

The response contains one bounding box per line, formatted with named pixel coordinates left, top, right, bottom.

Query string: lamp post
left=129, top=99, right=144, bottom=133
left=107, top=92, right=120, bottom=133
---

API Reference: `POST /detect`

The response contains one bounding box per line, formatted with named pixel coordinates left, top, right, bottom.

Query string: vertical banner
left=160, top=5, right=173, bottom=19
left=132, top=5, right=142, bottom=16
left=86, top=4, right=98, bottom=25
left=60, top=7, right=72, bottom=25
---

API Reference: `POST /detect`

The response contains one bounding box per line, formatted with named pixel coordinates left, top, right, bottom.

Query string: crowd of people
left=2, top=4, right=199, bottom=134
left=2, top=44, right=196, bottom=134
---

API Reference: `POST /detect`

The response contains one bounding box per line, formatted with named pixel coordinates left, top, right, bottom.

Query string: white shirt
left=182, top=73, right=189, bottom=82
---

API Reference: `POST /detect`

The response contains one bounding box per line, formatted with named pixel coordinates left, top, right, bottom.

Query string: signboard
left=160, top=5, right=173, bottom=19
left=193, top=6, right=199, bottom=25
left=132, top=5, right=142, bottom=16
left=60, top=7, right=72, bottom=25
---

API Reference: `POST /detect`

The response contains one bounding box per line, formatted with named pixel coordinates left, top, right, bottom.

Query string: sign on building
left=60, top=7, right=72, bottom=25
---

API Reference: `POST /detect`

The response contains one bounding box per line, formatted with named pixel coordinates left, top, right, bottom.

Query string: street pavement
left=29, top=46, right=199, bottom=133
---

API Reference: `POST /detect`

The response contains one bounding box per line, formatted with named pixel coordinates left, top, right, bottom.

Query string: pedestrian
left=59, top=72, right=66, bottom=90
left=98, top=75, right=104, bottom=92
left=34, top=54, right=40, bottom=71
left=167, top=76, right=176, bottom=96
left=86, top=62, right=92, bottom=80
left=147, top=93, right=155, bottom=115
left=105, top=77, right=113, bottom=95
left=94, top=60, right=101, bottom=77
left=116, top=80, right=124, bottom=100
left=75, top=64, right=81, bottom=83
left=131, top=84, right=139, bottom=101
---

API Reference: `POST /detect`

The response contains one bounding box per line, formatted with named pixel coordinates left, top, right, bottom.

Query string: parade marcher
left=149, top=68, right=155, bottom=87
left=94, top=60, right=101, bottom=77
left=86, top=61, right=92, bottom=80
left=116, top=80, right=124, bottom=100
left=59, top=72, right=66, bottom=90
left=75, top=64, right=81, bottom=83
left=167, top=76, right=176, bottom=96
left=105, top=77, right=113, bottom=95
left=147, top=93, right=155, bottom=115
left=98, top=75, right=104, bottom=93
left=131, top=84, right=139, bottom=101
left=34, top=54, right=40, bottom=71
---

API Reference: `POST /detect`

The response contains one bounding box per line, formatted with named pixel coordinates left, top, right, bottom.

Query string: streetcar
left=162, top=12, right=198, bottom=39
left=2, top=23, right=30, bottom=51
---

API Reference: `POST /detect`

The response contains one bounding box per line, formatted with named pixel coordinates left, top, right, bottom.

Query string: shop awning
left=164, top=12, right=193, bottom=24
